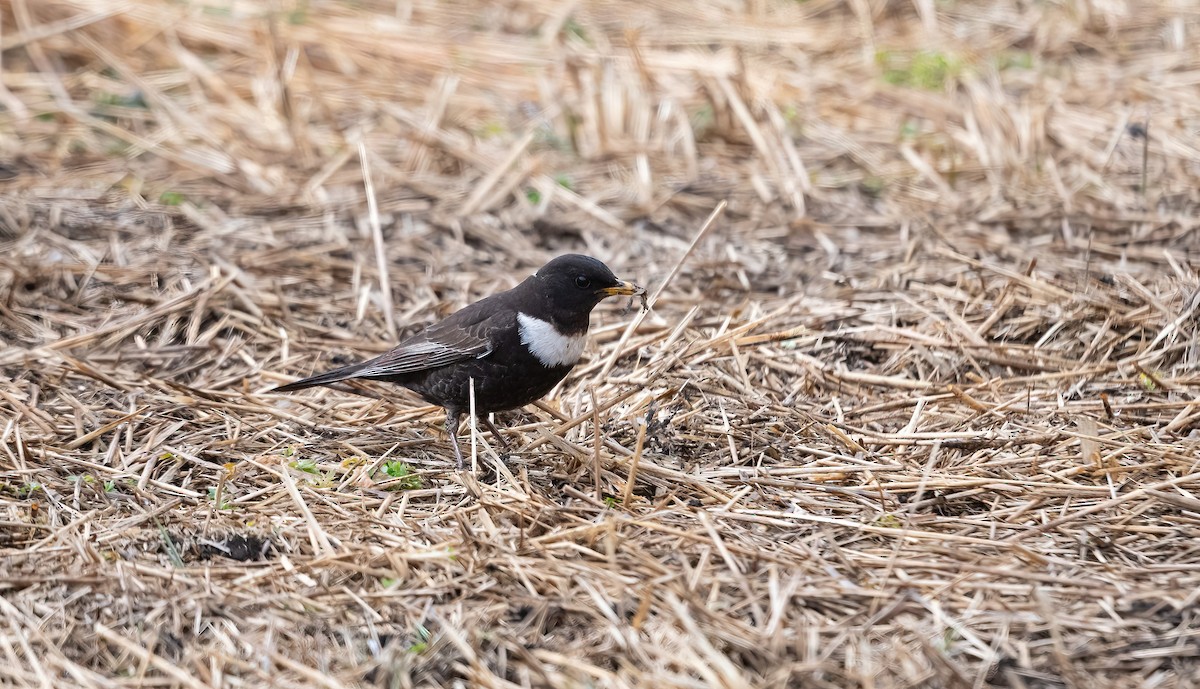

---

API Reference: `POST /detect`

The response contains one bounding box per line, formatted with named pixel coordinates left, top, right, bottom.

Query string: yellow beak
left=599, top=280, right=644, bottom=297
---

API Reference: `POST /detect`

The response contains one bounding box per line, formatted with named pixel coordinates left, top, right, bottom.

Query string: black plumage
left=273, top=254, right=644, bottom=468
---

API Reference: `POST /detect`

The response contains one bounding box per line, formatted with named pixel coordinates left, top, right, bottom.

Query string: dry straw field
left=2, top=0, right=1200, bottom=687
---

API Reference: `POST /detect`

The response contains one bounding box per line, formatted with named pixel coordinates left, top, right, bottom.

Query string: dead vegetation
left=2, top=0, right=1200, bottom=687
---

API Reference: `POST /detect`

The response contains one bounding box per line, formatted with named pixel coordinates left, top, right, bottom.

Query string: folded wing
left=272, top=305, right=503, bottom=392
left=356, top=325, right=492, bottom=378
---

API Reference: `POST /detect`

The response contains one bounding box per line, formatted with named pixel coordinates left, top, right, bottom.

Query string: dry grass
left=3, top=0, right=1200, bottom=687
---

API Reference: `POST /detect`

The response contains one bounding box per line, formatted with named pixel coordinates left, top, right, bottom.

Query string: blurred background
left=4, top=0, right=1195, bottom=261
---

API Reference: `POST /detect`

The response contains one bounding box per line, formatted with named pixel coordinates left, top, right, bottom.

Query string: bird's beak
left=599, top=280, right=644, bottom=297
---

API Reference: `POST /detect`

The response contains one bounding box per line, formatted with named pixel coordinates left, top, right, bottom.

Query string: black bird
left=273, top=254, right=645, bottom=468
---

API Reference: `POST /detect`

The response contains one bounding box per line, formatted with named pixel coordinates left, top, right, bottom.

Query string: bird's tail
left=271, top=361, right=371, bottom=393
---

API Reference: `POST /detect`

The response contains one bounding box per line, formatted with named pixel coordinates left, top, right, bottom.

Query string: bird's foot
left=445, top=410, right=465, bottom=471
left=480, top=415, right=512, bottom=454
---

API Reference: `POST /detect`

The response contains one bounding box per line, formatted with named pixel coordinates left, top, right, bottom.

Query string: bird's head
left=531, top=254, right=644, bottom=329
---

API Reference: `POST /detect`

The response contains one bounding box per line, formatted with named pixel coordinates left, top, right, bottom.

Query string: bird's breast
left=516, top=313, right=587, bottom=368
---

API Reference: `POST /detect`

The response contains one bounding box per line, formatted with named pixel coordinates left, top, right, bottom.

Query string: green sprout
left=207, top=487, right=233, bottom=510
left=381, top=461, right=422, bottom=490
left=876, top=513, right=903, bottom=528
left=158, top=191, right=186, bottom=206
left=562, top=17, right=589, bottom=44
left=289, top=458, right=319, bottom=474
left=877, top=50, right=961, bottom=90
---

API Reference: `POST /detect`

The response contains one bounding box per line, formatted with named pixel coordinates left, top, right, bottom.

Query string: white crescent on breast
left=517, top=313, right=587, bottom=368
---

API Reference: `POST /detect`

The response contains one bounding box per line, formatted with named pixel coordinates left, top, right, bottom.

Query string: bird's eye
left=574, top=275, right=591, bottom=289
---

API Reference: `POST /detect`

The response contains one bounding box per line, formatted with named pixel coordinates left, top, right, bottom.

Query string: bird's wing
left=353, top=301, right=507, bottom=378
left=272, top=293, right=514, bottom=393
left=355, top=328, right=491, bottom=377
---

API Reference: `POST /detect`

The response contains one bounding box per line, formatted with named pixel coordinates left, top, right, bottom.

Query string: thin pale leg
left=444, top=409, right=464, bottom=470
left=479, top=415, right=511, bottom=453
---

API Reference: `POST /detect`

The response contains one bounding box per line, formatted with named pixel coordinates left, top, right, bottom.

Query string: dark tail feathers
left=272, top=361, right=370, bottom=393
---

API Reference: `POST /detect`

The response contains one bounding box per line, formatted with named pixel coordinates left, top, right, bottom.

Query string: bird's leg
left=479, top=414, right=512, bottom=454
left=444, top=409, right=464, bottom=470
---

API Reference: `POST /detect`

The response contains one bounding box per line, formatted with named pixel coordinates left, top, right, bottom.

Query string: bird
left=272, top=254, right=645, bottom=469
